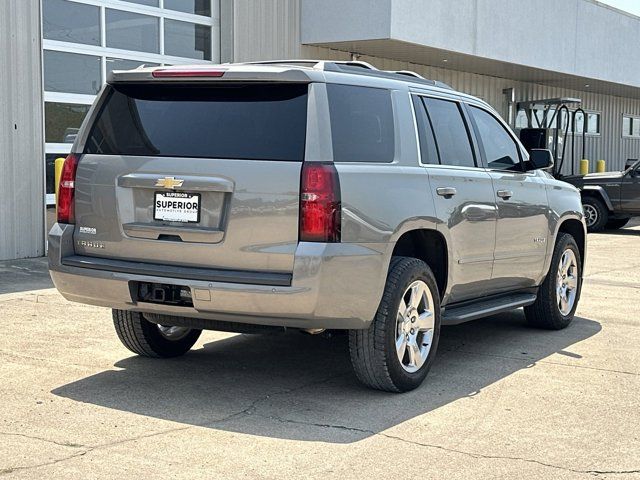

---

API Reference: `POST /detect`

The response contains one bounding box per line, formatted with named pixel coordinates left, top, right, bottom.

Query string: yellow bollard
left=54, top=157, right=66, bottom=214
left=596, top=159, right=606, bottom=173
left=580, top=159, right=589, bottom=176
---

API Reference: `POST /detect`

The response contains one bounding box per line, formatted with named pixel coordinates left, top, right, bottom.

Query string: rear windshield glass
left=84, top=83, right=308, bottom=161
left=327, top=84, right=395, bottom=163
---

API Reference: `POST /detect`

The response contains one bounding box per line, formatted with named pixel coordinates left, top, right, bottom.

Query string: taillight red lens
left=300, top=163, right=341, bottom=242
left=57, top=154, right=79, bottom=224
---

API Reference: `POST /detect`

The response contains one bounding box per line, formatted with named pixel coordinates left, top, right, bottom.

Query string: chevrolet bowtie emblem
left=155, top=176, right=184, bottom=189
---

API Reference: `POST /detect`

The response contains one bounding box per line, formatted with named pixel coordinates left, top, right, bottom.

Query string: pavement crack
left=207, top=372, right=347, bottom=426
left=252, top=415, right=638, bottom=477
left=0, top=431, right=86, bottom=449
left=0, top=451, right=88, bottom=476
left=454, top=349, right=640, bottom=377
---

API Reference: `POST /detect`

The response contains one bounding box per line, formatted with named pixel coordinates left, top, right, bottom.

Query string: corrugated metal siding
left=232, top=0, right=640, bottom=174
left=0, top=0, right=45, bottom=260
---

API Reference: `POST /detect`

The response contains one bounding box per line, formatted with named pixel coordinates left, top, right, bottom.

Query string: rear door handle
left=436, top=187, right=457, bottom=198
left=497, top=190, right=513, bottom=200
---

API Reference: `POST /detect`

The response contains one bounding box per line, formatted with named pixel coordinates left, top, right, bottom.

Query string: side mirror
left=524, top=149, right=554, bottom=171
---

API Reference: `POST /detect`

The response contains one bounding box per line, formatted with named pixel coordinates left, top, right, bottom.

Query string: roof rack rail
left=239, top=59, right=454, bottom=90
left=387, top=70, right=424, bottom=79
left=241, top=59, right=378, bottom=71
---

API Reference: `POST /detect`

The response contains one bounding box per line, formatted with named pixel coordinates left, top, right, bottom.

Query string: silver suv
left=49, top=60, right=586, bottom=392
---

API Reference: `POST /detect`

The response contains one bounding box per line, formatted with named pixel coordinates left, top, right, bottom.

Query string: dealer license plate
left=153, top=191, right=201, bottom=223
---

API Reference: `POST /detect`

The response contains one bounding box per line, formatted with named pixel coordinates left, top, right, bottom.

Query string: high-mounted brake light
left=57, top=154, right=79, bottom=224
left=299, top=163, right=341, bottom=242
left=151, top=69, right=226, bottom=78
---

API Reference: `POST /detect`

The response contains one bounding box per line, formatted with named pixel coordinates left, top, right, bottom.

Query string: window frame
left=622, top=114, right=640, bottom=139
left=42, top=0, right=220, bottom=205
left=410, top=92, right=481, bottom=169
left=465, top=102, right=525, bottom=173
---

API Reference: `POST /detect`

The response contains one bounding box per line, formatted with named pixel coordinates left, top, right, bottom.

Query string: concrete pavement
left=0, top=225, right=639, bottom=479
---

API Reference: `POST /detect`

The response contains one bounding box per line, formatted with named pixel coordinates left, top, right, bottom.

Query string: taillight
left=151, top=69, right=226, bottom=78
left=57, top=154, right=79, bottom=224
left=300, top=162, right=341, bottom=242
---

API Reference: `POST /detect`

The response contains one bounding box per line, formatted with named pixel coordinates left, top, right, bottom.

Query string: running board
left=442, top=293, right=537, bottom=325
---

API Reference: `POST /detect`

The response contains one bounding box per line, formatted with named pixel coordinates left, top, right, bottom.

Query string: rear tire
left=349, top=257, right=441, bottom=393
left=112, top=310, right=201, bottom=358
left=524, top=233, right=581, bottom=330
left=582, top=196, right=608, bottom=232
left=605, top=217, right=630, bottom=230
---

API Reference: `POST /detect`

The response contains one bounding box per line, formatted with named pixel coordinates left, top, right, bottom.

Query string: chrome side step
left=442, top=293, right=537, bottom=325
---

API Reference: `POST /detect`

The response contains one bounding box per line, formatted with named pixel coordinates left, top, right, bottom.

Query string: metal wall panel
left=0, top=0, right=45, bottom=260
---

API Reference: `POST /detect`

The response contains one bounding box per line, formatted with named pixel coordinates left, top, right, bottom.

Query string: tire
left=524, top=233, right=582, bottom=330
left=349, top=257, right=441, bottom=393
left=112, top=310, right=201, bottom=358
left=605, top=217, right=630, bottom=230
left=582, top=196, right=608, bottom=232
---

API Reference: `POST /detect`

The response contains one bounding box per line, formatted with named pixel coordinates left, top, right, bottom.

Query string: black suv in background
left=564, top=159, right=640, bottom=232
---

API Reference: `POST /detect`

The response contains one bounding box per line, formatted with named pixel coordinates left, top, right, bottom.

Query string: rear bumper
left=48, top=224, right=388, bottom=329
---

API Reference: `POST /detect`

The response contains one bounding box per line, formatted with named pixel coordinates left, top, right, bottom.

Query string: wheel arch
left=581, top=186, right=614, bottom=211
left=555, top=218, right=586, bottom=268
left=390, top=228, right=448, bottom=298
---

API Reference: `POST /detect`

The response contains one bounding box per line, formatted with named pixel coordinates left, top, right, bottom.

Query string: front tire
left=113, top=310, right=201, bottom=358
left=524, top=233, right=582, bottom=330
left=349, top=257, right=441, bottom=393
left=582, top=196, right=608, bottom=232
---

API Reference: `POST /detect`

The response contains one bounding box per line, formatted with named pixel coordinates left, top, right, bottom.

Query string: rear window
left=84, top=83, right=308, bottom=161
left=327, top=84, right=395, bottom=163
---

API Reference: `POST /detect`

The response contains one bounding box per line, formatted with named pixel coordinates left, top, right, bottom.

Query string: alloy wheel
left=395, top=280, right=435, bottom=373
left=556, top=249, right=579, bottom=316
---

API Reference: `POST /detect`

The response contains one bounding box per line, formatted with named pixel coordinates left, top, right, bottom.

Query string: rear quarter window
left=84, top=83, right=308, bottom=161
left=327, top=84, right=395, bottom=163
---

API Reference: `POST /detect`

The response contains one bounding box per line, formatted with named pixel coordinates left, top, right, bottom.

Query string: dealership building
left=3, top=0, right=640, bottom=260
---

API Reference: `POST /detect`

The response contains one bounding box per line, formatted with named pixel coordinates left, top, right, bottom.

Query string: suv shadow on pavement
left=52, top=312, right=600, bottom=444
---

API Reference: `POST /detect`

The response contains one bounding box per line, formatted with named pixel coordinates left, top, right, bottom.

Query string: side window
left=423, top=97, right=476, bottom=167
left=470, top=106, right=522, bottom=171
left=411, top=95, right=439, bottom=165
left=327, top=84, right=395, bottom=163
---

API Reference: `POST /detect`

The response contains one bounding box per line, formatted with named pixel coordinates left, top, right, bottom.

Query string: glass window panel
left=587, top=113, right=600, bottom=134
left=85, top=84, right=308, bottom=161
left=574, top=112, right=585, bottom=134
left=164, top=0, right=211, bottom=16
left=106, top=58, right=159, bottom=76
left=164, top=20, right=211, bottom=60
left=43, top=0, right=100, bottom=45
left=44, top=50, right=101, bottom=95
left=623, top=116, right=632, bottom=137
left=470, top=106, right=521, bottom=171
left=45, top=102, right=91, bottom=143
left=546, top=108, right=556, bottom=128
left=423, top=98, right=476, bottom=168
left=122, top=0, right=159, bottom=6
left=633, top=119, right=640, bottom=137
left=106, top=9, right=159, bottom=53
left=412, top=96, right=439, bottom=165
left=515, top=109, right=528, bottom=129
left=327, top=85, right=395, bottom=163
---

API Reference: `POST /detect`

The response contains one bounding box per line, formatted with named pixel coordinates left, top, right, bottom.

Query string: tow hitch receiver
left=136, top=282, right=193, bottom=307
